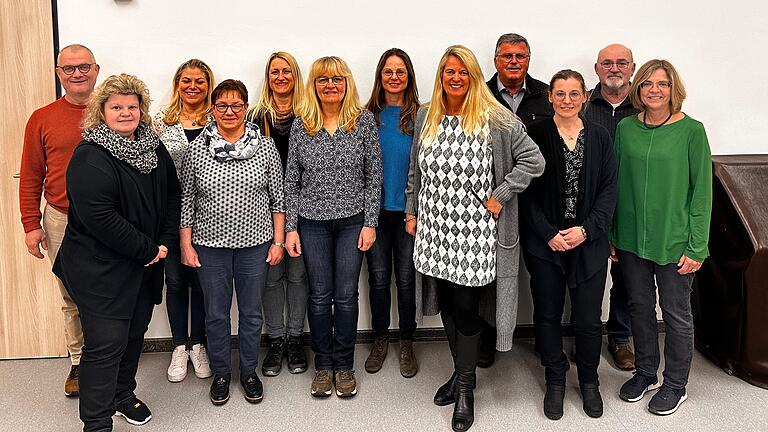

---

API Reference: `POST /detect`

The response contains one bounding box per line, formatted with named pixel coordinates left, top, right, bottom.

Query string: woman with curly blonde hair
left=54, top=73, right=180, bottom=431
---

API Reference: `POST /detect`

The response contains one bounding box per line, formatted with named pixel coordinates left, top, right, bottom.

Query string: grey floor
left=2, top=337, right=767, bottom=432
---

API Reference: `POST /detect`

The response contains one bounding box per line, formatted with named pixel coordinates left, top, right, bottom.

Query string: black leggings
left=436, top=278, right=489, bottom=335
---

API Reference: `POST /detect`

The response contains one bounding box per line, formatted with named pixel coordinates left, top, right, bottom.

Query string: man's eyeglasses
left=382, top=69, right=407, bottom=78
left=316, top=76, right=345, bottom=86
left=640, top=81, right=672, bottom=90
left=599, top=60, right=631, bottom=70
left=552, top=91, right=584, bottom=102
left=213, top=103, right=245, bottom=113
left=495, top=53, right=530, bottom=63
left=57, top=63, right=96, bottom=75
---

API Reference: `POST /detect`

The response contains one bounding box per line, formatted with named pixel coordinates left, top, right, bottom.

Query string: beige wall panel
left=0, top=0, right=67, bottom=358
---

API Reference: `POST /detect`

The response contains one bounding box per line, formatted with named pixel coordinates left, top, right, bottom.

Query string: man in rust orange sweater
left=19, top=44, right=99, bottom=397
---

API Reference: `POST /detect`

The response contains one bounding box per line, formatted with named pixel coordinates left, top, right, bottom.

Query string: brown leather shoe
left=364, top=336, right=388, bottom=373
left=609, top=342, right=636, bottom=370
left=334, top=370, right=358, bottom=398
left=65, top=365, right=79, bottom=397
left=399, top=340, right=418, bottom=378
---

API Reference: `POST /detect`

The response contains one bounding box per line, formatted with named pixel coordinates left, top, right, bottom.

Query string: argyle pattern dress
left=413, top=115, right=496, bottom=287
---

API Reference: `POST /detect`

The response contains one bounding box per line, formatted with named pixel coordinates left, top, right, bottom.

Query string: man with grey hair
left=487, top=33, right=553, bottom=126
left=584, top=43, right=638, bottom=371
left=19, top=43, right=99, bottom=397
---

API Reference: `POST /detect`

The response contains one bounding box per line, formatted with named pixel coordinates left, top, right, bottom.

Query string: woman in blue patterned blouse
left=284, top=56, right=382, bottom=399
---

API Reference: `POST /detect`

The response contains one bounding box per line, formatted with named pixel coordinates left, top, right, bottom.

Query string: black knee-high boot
left=452, top=329, right=481, bottom=431
left=435, top=313, right=458, bottom=406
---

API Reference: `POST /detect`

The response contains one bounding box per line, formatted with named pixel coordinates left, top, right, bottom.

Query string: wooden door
left=0, top=0, right=67, bottom=358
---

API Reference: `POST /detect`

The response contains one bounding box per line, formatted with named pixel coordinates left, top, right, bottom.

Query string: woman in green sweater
left=612, top=59, right=712, bottom=416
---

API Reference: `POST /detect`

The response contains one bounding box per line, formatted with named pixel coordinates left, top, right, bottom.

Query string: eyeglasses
left=213, top=103, right=245, bottom=113
left=640, top=80, right=672, bottom=90
left=552, top=91, right=584, bottom=101
left=56, top=63, right=96, bottom=75
left=598, top=60, right=631, bottom=70
left=382, top=69, right=407, bottom=78
left=495, top=53, right=530, bottom=63
left=316, top=76, right=345, bottom=86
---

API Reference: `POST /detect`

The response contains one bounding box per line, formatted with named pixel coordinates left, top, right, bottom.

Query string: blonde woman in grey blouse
left=153, top=58, right=214, bottom=385
left=284, top=56, right=382, bottom=399
left=179, top=79, right=285, bottom=406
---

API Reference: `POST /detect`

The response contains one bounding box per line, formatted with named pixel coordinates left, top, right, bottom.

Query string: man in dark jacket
left=584, top=43, right=639, bottom=371
left=486, top=33, right=553, bottom=126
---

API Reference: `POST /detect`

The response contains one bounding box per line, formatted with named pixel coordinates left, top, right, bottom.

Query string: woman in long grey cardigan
left=404, top=45, right=544, bottom=432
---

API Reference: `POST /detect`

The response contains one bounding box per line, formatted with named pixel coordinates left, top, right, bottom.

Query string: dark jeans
left=618, top=249, right=694, bottom=390
left=78, top=272, right=155, bottom=432
left=365, top=210, right=416, bottom=340
left=525, top=252, right=606, bottom=386
left=165, top=242, right=206, bottom=347
left=195, top=242, right=270, bottom=376
left=263, top=255, right=308, bottom=338
left=299, top=213, right=365, bottom=371
left=606, top=261, right=632, bottom=344
left=436, top=278, right=487, bottom=336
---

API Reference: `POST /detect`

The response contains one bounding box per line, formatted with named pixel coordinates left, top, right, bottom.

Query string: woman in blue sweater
left=363, top=48, right=421, bottom=378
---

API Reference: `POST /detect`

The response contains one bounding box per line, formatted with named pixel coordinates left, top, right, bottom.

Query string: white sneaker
left=167, top=345, right=189, bottom=382
left=189, top=343, right=212, bottom=378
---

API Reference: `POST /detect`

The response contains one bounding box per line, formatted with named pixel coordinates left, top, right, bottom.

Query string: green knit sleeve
left=684, top=121, right=713, bottom=262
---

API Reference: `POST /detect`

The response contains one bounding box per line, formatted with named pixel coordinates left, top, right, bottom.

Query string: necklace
left=181, top=112, right=202, bottom=127
left=556, top=127, right=580, bottom=141
left=642, top=111, right=673, bottom=129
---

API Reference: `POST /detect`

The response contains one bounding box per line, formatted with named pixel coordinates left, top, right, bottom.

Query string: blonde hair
left=248, top=52, right=305, bottom=135
left=629, top=59, right=687, bottom=114
left=163, top=59, right=215, bottom=126
left=421, top=45, right=517, bottom=145
left=299, top=56, right=362, bottom=136
left=82, top=73, right=152, bottom=130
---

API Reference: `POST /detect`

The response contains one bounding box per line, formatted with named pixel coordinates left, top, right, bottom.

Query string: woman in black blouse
left=520, top=69, right=617, bottom=420
left=246, top=52, right=309, bottom=377
left=284, top=56, right=382, bottom=399
left=53, top=74, right=179, bottom=431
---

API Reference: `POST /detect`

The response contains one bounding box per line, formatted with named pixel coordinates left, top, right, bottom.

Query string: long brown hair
left=365, top=48, right=420, bottom=135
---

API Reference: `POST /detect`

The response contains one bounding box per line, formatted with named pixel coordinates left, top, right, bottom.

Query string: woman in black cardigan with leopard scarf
left=520, top=69, right=617, bottom=421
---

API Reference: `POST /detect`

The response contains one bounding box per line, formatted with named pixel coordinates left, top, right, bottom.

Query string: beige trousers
left=43, top=204, right=82, bottom=365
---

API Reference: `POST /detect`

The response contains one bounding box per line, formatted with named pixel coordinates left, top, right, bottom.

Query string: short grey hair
left=494, top=33, right=530, bottom=55
left=57, top=44, right=96, bottom=65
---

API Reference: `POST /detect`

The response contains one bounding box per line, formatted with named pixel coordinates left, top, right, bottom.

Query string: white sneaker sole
left=194, top=369, right=213, bottom=379
left=649, top=392, right=688, bottom=415
left=167, top=371, right=187, bottom=382
left=115, top=412, right=151, bottom=426
left=311, top=388, right=332, bottom=397
left=335, top=387, right=357, bottom=398
left=622, top=382, right=661, bottom=402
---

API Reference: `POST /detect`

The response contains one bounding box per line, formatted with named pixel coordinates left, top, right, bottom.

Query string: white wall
left=57, top=0, right=767, bottom=338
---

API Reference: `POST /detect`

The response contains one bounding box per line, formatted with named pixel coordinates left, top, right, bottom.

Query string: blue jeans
left=617, top=249, right=694, bottom=390
left=365, top=210, right=416, bottom=339
left=195, top=242, right=270, bottom=376
left=299, top=213, right=365, bottom=371
left=606, top=261, right=632, bottom=344
left=263, top=255, right=308, bottom=338
left=165, top=242, right=206, bottom=347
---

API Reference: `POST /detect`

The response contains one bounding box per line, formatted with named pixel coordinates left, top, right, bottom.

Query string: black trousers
left=525, top=252, right=606, bottom=386
left=436, top=278, right=489, bottom=335
left=78, top=275, right=155, bottom=432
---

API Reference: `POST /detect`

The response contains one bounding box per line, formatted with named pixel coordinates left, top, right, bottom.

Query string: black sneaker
left=115, top=397, right=152, bottom=426
left=210, top=373, right=231, bottom=406
left=619, top=373, right=660, bottom=402
left=241, top=372, right=264, bottom=403
left=648, top=385, right=688, bottom=415
left=262, top=337, right=285, bottom=377
left=286, top=336, right=308, bottom=374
